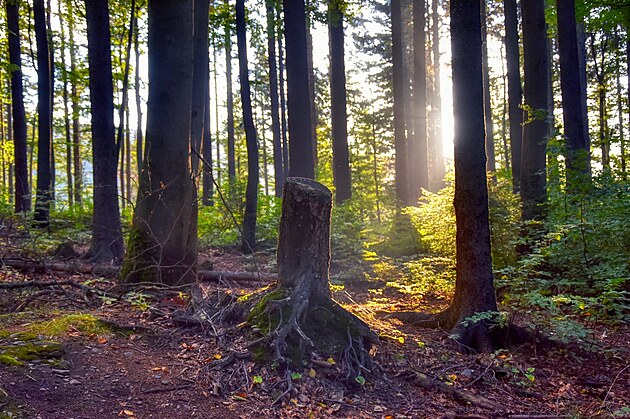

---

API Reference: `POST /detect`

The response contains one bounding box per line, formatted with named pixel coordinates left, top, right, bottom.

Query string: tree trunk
left=213, top=42, right=221, bottom=186
left=134, top=14, right=143, bottom=174
left=46, top=0, right=55, bottom=202
left=409, top=0, right=428, bottom=204
left=266, top=0, right=284, bottom=198
left=557, top=0, right=590, bottom=191
left=591, top=35, right=610, bottom=171
left=392, top=0, right=409, bottom=205
left=68, top=1, right=82, bottom=206
left=236, top=0, right=260, bottom=253
left=121, top=0, right=196, bottom=286
left=500, top=43, right=511, bottom=172
left=520, top=0, right=549, bottom=222
left=481, top=1, right=495, bottom=174
left=58, top=0, right=73, bottom=207
left=202, top=65, right=214, bottom=206
left=328, top=1, right=352, bottom=204
left=34, top=0, right=53, bottom=226
left=116, top=0, right=135, bottom=171
left=85, top=0, right=124, bottom=262
left=429, top=0, right=445, bottom=191
left=247, top=178, right=376, bottom=371
left=191, top=0, right=209, bottom=177
left=225, top=3, right=236, bottom=185
left=277, top=16, right=290, bottom=179
left=283, top=0, right=315, bottom=178
left=306, top=6, right=318, bottom=170
left=503, top=0, right=523, bottom=193
left=5, top=0, right=30, bottom=213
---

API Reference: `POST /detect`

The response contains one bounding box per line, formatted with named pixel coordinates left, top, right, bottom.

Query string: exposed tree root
left=412, top=371, right=505, bottom=412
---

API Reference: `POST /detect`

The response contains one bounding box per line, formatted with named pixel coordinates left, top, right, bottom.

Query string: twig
left=601, top=364, right=630, bottom=410
left=142, top=384, right=193, bottom=394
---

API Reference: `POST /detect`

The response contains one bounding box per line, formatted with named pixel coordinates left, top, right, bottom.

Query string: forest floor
left=0, top=237, right=629, bottom=418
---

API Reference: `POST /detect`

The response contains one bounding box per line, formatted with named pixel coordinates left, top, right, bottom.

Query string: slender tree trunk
left=236, top=0, right=259, bottom=253
left=429, top=0, right=445, bottom=190
left=191, top=0, right=209, bottom=178
left=371, top=109, right=381, bottom=222
left=213, top=42, right=221, bottom=186
left=305, top=5, right=318, bottom=169
left=278, top=17, right=290, bottom=179
left=125, top=106, right=131, bottom=203
left=591, top=35, right=610, bottom=170
left=557, top=0, right=590, bottom=190
left=68, top=1, right=82, bottom=206
left=283, top=0, right=315, bottom=178
left=392, top=0, right=409, bottom=205
left=481, top=1, right=495, bottom=174
left=5, top=0, right=30, bottom=213
left=85, top=0, right=124, bottom=262
left=267, top=0, right=284, bottom=197
left=58, top=0, right=73, bottom=207
left=225, top=2, right=236, bottom=184
left=121, top=0, right=196, bottom=285
left=134, top=13, right=143, bottom=174
left=202, top=54, right=214, bottom=206
left=504, top=0, right=523, bottom=192
left=500, top=43, right=510, bottom=172
left=408, top=0, right=428, bottom=204
left=46, top=0, right=55, bottom=201
left=576, top=21, right=590, bottom=157
left=328, top=0, right=352, bottom=203
left=120, top=112, right=126, bottom=208
left=116, top=0, right=136, bottom=176
left=34, top=0, right=53, bottom=225
left=521, top=0, right=549, bottom=222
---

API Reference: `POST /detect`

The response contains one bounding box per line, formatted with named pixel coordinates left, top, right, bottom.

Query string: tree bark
left=191, top=0, right=209, bottom=177
left=116, top=0, right=135, bottom=171
left=409, top=0, right=428, bottom=204
left=134, top=13, right=143, bottom=174
left=283, top=0, right=315, bottom=179
left=121, top=0, right=197, bottom=285
left=225, top=2, right=236, bottom=185
left=34, top=0, right=53, bottom=226
left=481, top=1, right=496, bottom=174
left=328, top=0, right=352, bottom=204
left=247, top=178, right=376, bottom=371
left=266, top=0, right=284, bottom=198
left=392, top=0, right=409, bottom=204
left=5, top=0, right=30, bottom=213
left=557, top=0, right=590, bottom=191
left=236, top=0, right=259, bottom=253
left=68, top=1, right=82, bottom=206
left=202, top=65, right=214, bottom=206
left=520, top=0, right=549, bottom=222
left=504, top=0, right=523, bottom=192
left=277, top=15, right=290, bottom=179
left=429, top=0, right=445, bottom=191
left=85, top=0, right=124, bottom=262
left=58, top=0, right=73, bottom=207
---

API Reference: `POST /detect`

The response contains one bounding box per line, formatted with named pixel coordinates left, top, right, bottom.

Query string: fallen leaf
left=97, top=337, right=108, bottom=344
left=309, top=368, right=317, bottom=378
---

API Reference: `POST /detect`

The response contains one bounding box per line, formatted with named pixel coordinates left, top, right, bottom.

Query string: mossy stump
left=246, top=178, right=376, bottom=378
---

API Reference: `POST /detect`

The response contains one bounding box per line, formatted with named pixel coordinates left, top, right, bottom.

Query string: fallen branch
left=414, top=371, right=505, bottom=412
left=142, top=384, right=193, bottom=394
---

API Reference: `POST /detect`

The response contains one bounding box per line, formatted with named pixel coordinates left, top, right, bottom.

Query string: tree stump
left=246, top=178, right=376, bottom=379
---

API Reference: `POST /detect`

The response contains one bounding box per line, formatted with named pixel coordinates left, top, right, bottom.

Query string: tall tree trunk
left=134, top=12, right=143, bottom=174
left=392, top=0, right=409, bottom=205
left=409, top=0, right=428, bottom=204
left=121, top=0, right=196, bottom=285
left=429, top=0, right=445, bottom=190
left=267, top=0, right=284, bottom=197
left=236, top=0, right=259, bottom=253
left=5, top=0, right=30, bottom=213
left=202, top=57, right=214, bottom=206
left=46, top=0, right=55, bottom=201
left=125, top=106, right=132, bottom=203
left=119, top=112, right=126, bottom=208
left=85, top=0, right=124, bottom=262
left=500, top=43, right=511, bottom=172
left=116, top=0, right=136, bottom=171
left=277, top=16, right=290, bottom=179
left=213, top=42, right=221, bottom=186
left=34, top=0, right=53, bottom=225
left=481, top=1, right=495, bottom=174
left=576, top=20, right=589, bottom=155
left=191, top=0, right=209, bottom=178
left=521, top=0, right=549, bottom=222
left=591, top=35, right=610, bottom=170
left=305, top=4, right=318, bottom=170
left=557, top=0, right=590, bottom=190
left=504, top=0, right=523, bottom=192
left=283, top=0, right=315, bottom=178
left=68, top=1, right=82, bottom=206
left=58, top=0, right=73, bottom=207
left=225, top=2, right=236, bottom=184
left=328, top=0, right=352, bottom=204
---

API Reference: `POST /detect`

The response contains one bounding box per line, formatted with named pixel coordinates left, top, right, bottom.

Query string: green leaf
left=252, top=375, right=263, bottom=385
left=291, top=372, right=302, bottom=380
left=355, top=375, right=366, bottom=385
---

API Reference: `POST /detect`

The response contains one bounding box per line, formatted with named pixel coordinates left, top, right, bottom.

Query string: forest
left=0, top=0, right=628, bottom=417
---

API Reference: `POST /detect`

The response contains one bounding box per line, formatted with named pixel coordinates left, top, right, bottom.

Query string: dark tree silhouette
left=391, top=0, right=409, bottom=204
left=266, top=0, right=284, bottom=197
left=85, top=0, right=124, bottom=262
left=34, top=0, right=53, bottom=226
left=481, top=1, right=495, bottom=174
left=409, top=0, right=428, bottom=203
left=521, top=0, right=549, bottom=222
left=5, top=0, right=30, bottom=213
left=504, top=0, right=523, bottom=192
left=236, top=0, right=259, bottom=253
left=121, top=0, right=197, bottom=285
left=557, top=0, right=590, bottom=189
left=225, top=0, right=236, bottom=184
left=328, top=0, right=352, bottom=203
left=191, top=0, right=209, bottom=177
left=283, top=0, right=315, bottom=178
